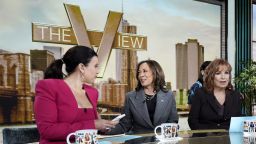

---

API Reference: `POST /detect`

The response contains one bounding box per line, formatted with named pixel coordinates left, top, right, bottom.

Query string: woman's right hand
left=94, top=119, right=118, bottom=131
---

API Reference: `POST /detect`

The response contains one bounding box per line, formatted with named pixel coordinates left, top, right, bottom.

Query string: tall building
left=120, top=19, right=138, bottom=91
left=176, top=43, right=188, bottom=90
left=176, top=39, right=204, bottom=90
left=30, top=50, right=55, bottom=71
left=100, top=19, right=139, bottom=108
left=0, top=53, right=34, bottom=124
left=43, top=46, right=63, bottom=59
left=30, top=70, right=44, bottom=93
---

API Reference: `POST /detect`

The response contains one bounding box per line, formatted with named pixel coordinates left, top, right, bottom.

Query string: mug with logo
left=66, top=129, right=98, bottom=144
left=154, top=123, right=179, bottom=139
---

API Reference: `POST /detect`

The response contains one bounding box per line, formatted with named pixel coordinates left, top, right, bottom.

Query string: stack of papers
left=98, top=134, right=141, bottom=143
left=98, top=134, right=126, bottom=139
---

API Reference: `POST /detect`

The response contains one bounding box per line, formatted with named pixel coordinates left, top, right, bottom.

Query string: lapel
left=131, top=89, right=154, bottom=128
left=83, top=84, right=98, bottom=118
left=205, top=90, right=219, bottom=114
left=223, top=90, right=232, bottom=116
left=153, top=90, right=169, bottom=125
left=205, top=89, right=233, bottom=116
left=83, top=84, right=96, bottom=107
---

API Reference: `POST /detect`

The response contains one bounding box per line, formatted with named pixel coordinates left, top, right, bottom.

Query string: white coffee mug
left=66, top=129, right=98, bottom=144
left=154, top=123, right=179, bottom=139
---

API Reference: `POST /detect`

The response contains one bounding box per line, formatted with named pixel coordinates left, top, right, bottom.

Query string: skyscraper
left=176, top=43, right=188, bottom=90
left=116, top=19, right=138, bottom=92
left=176, top=39, right=204, bottom=90
left=30, top=50, right=55, bottom=71
left=43, top=46, right=63, bottom=59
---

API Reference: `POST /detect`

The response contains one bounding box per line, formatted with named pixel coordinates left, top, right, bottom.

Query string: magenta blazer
left=34, top=79, right=99, bottom=144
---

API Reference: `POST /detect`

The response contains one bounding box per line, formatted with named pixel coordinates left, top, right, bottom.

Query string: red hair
left=204, top=58, right=233, bottom=92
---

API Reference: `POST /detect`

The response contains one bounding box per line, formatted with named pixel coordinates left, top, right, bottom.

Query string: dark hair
left=204, top=58, right=233, bottom=92
left=135, top=60, right=168, bottom=92
left=200, top=61, right=211, bottom=71
left=198, top=61, right=211, bottom=83
left=44, top=45, right=97, bottom=79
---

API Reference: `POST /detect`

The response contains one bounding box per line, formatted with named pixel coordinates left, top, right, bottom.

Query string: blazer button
left=217, top=124, right=220, bottom=127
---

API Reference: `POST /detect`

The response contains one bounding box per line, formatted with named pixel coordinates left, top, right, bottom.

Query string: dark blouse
left=214, top=98, right=224, bottom=116
left=145, top=94, right=157, bottom=124
left=188, top=88, right=242, bottom=130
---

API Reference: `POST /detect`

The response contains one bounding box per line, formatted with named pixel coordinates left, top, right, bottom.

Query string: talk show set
left=1, top=0, right=256, bottom=144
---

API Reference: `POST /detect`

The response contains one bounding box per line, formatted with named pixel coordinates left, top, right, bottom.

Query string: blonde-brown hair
left=204, top=58, right=233, bottom=92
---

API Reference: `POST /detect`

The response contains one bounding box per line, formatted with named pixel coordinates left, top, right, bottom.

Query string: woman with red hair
left=188, top=58, right=243, bottom=130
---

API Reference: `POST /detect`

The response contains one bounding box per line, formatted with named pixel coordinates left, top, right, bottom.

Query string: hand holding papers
left=112, top=114, right=126, bottom=121
left=105, top=114, right=125, bottom=130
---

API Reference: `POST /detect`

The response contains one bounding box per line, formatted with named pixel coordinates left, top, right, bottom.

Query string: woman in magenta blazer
left=34, top=45, right=117, bottom=143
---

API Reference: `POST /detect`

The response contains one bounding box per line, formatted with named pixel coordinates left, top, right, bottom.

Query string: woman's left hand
left=95, top=119, right=119, bottom=131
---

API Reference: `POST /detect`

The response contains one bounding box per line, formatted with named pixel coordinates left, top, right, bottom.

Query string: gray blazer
left=107, top=89, right=178, bottom=134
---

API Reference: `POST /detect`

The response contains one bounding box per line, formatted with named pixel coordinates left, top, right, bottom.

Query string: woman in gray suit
left=107, top=59, right=178, bottom=134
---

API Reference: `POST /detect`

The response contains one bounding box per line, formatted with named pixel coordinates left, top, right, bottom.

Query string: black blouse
left=145, top=94, right=157, bottom=124
left=214, top=97, right=224, bottom=116
left=188, top=88, right=242, bottom=130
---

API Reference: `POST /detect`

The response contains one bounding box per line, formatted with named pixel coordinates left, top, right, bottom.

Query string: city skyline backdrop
left=2, top=0, right=255, bottom=89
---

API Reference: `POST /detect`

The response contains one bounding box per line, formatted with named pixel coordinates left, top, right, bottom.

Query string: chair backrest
left=2, top=127, right=40, bottom=144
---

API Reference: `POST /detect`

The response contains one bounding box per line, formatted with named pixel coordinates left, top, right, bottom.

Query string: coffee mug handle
left=66, top=132, right=75, bottom=144
left=154, top=125, right=162, bottom=136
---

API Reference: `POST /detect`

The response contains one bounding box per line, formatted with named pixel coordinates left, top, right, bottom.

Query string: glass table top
left=99, top=129, right=255, bottom=144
